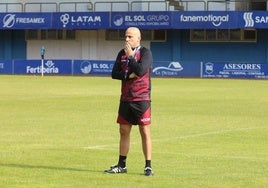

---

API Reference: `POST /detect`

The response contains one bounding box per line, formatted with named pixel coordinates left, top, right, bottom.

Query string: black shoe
left=104, top=165, right=127, bottom=174
left=144, top=167, right=154, bottom=176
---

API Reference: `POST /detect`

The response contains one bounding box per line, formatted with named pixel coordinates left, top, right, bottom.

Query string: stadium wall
left=151, top=29, right=268, bottom=64
left=2, top=29, right=268, bottom=64
left=1, top=10, right=268, bottom=79
left=0, top=30, right=26, bottom=60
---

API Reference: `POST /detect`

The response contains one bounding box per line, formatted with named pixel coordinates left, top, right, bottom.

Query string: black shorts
left=117, top=101, right=151, bottom=126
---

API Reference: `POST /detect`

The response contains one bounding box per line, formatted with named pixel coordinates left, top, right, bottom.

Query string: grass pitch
left=0, top=75, right=267, bottom=187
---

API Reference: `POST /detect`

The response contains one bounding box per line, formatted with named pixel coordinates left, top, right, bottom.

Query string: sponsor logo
left=205, top=62, right=214, bottom=74
left=113, top=14, right=170, bottom=27
left=221, top=63, right=262, bottom=76
left=153, top=62, right=183, bottom=76
left=205, top=63, right=262, bottom=75
left=243, top=12, right=268, bottom=27
left=141, top=117, right=151, bottom=123
left=223, top=63, right=261, bottom=70
left=113, top=15, right=124, bottom=26
left=26, top=60, right=59, bottom=74
left=80, top=61, right=92, bottom=74
left=60, top=13, right=102, bottom=28
left=60, top=14, right=70, bottom=28
left=243, top=12, right=254, bottom=27
left=180, top=14, right=229, bottom=27
left=255, top=15, right=268, bottom=24
left=3, top=14, right=45, bottom=28
left=3, top=14, right=15, bottom=28
left=204, top=62, right=265, bottom=78
left=80, top=61, right=113, bottom=74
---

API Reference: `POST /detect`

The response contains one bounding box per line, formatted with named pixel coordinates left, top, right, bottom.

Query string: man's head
left=125, top=27, right=141, bottom=49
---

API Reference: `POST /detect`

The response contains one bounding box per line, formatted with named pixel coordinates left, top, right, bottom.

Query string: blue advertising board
left=201, top=62, right=268, bottom=79
left=2, top=59, right=267, bottom=79
left=13, top=60, right=72, bottom=75
left=1, top=13, right=51, bottom=29
left=152, top=61, right=200, bottom=77
left=74, top=60, right=200, bottom=77
left=2, top=11, right=268, bottom=29
left=73, top=60, right=114, bottom=75
left=52, top=12, right=109, bottom=29
left=111, top=12, right=172, bottom=29
left=172, top=11, right=235, bottom=29
left=0, top=60, right=12, bottom=74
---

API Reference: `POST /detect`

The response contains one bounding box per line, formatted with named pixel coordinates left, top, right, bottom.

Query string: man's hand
left=124, top=42, right=134, bottom=57
left=129, top=72, right=138, bottom=79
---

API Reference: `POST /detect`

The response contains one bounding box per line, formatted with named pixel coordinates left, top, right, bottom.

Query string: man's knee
left=119, top=124, right=132, bottom=135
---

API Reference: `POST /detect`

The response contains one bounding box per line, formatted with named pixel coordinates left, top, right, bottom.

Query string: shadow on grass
left=0, top=163, right=102, bottom=173
left=1, top=163, right=153, bottom=177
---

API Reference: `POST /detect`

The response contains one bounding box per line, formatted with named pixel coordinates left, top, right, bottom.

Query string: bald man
left=105, top=27, right=154, bottom=176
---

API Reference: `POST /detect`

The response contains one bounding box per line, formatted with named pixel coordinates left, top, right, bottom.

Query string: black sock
left=145, top=160, right=151, bottom=168
left=118, top=155, right=127, bottom=168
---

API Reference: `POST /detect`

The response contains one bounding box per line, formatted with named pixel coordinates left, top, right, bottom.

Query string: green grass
left=0, top=75, right=267, bottom=187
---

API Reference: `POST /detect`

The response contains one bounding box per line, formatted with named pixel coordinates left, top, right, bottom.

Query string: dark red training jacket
left=111, top=46, right=152, bottom=102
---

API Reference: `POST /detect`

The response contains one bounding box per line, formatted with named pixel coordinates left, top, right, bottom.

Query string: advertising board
left=13, top=60, right=72, bottom=75
left=0, top=60, right=12, bottom=74
left=202, top=62, right=268, bottom=79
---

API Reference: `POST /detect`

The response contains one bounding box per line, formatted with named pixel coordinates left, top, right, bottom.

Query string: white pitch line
left=152, top=151, right=268, bottom=162
left=85, top=144, right=118, bottom=150
left=153, top=126, right=268, bottom=143
left=84, top=126, right=268, bottom=150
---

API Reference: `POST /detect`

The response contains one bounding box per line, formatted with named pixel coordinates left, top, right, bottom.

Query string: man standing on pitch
left=104, top=27, right=153, bottom=176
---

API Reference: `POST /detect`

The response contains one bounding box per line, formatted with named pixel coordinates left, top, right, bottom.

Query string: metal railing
left=0, top=3, right=23, bottom=12
left=93, top=1, right=130, bottom=12
left=23, top=2, right=93, bottom=12
left=178, top=0, right=206, bottom=10
left=24, top=2, right=57, bottom=12
left=131, top=1, right=169, bottom=11
left=59, top=2, right=93, bottom=12
left=92, top=1, right=170, bottom=11
left=207, top=0, right=244, bottom=11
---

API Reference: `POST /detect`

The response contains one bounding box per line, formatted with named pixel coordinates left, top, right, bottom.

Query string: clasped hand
left=124, top=42, right=138, bottom=79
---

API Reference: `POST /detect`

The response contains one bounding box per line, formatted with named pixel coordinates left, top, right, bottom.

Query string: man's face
left=125, top=28, right=141, bottom=48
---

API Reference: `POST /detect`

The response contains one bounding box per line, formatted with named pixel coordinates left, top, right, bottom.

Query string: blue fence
left=1, top=59, right=267, bottom=79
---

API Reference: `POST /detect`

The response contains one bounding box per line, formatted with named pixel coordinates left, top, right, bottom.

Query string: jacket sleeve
left=111, top=50, right=125, bottom=80
left=128, top=48, right=152, bottom=77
